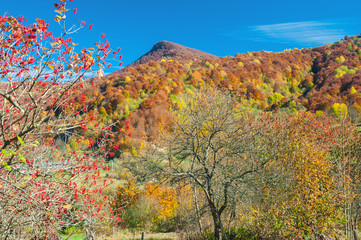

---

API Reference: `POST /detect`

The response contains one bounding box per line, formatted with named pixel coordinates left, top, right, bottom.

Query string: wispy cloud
left=252, top=21, right=345, bottom=45
left=222, top=19, right=358, bottom=46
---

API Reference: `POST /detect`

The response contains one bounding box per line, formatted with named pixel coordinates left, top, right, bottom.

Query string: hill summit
left=128, top=40, right=216, bottom=67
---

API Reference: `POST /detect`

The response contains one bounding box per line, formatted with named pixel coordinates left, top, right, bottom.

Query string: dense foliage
left=78, top=35, right=361, bottom=151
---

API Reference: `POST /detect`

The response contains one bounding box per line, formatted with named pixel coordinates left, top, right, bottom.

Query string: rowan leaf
left=8, top=149, right=17, bottom=155
left=3, top=162, right=11, bottom=171
left=1, top=149, right=10, bottom=157
left=18, top=153, right=26, bottom=164
left=17, top=136, right=25, bottom=145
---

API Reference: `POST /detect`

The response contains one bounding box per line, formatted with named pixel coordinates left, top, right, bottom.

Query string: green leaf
left=1, top=149, right=10, bottom=157
left=3, top=162, right=11, bottom=171
left=17, top=136, right=25, bottom=145
left=7, top=149, right=17, bottom=155
left=18, top=153, right=26, bottom=164
left=30, top=140, right=40, bottom=147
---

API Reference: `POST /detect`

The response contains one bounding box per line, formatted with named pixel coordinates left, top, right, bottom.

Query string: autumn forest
left=1, top=1, right=361, bottom=239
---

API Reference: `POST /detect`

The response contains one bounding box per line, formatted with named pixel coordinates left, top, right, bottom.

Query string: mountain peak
left=128, top=40, right=216, bottom=67
left=150, top=40, right=191, bottom=52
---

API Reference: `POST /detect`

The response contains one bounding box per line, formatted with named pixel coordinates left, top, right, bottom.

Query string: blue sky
left=2, top=0, right=361, bottom=73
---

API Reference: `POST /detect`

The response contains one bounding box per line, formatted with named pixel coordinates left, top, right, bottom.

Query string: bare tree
left=128, top=90, right=287, bottom=240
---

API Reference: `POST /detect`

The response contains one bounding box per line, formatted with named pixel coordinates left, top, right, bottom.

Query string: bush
left=200, top=227, right=258, bottom=240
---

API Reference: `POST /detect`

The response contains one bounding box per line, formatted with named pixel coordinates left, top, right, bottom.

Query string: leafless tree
left=128, top=90, right=288, bottom=240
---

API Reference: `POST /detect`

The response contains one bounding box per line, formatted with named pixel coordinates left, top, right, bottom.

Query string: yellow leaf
left=60, top=6, right=69, bottom=12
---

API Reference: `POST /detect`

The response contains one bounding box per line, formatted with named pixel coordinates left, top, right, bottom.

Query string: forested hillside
left=56, top=34, right=361, bottom=239
left=78, top=35, right=361, bottom=144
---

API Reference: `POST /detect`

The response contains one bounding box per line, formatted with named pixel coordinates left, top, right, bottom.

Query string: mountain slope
left=78, top=35, right=361, bottom=149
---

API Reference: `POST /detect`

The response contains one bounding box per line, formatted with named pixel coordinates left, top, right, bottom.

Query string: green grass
left=115, top=230, right=178, bottom=240
left=60, top=233, right=86, bottom=240
left=59, top=230, right=178, bottom=239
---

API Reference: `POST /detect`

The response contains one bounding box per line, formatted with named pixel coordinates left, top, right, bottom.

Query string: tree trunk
left=352, top=217, right=359, bottom=240
left=211, top=210, right=221, bottom=240
left=193, top=185, right=203, bottom=234
left=209, top=202, right=226, bottom=240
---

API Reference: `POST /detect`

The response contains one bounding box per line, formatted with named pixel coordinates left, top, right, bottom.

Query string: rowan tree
left=0, top=1, right=122, bottom=238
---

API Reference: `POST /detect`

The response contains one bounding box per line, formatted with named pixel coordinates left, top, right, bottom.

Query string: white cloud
left=221, top=19, right=359, bottom=46
left=251, top=21, right=345, bottom=45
